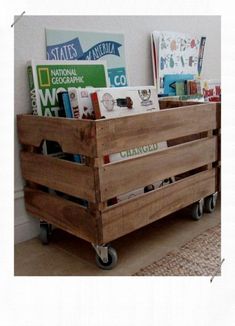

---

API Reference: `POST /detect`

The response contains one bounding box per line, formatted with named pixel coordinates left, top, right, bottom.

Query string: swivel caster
left=92, top=244, right=118, bottom=270
left=204, top=192, right=218, bottom=213
left=40, top=222, right=52, bottom=245
left=191, top=199, right=204, bottom=221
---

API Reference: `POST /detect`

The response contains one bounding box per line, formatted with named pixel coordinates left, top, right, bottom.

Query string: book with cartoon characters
left=151, top=31, right=206, bottom=94
left=68, top=87, right=98, bottom=120
left=91, top=86, right=160, bottom=119
left=200, top=79, right=221, bottom=102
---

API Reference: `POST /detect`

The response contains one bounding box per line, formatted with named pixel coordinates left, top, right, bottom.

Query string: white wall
left=14, top=15, right=221, bottom=243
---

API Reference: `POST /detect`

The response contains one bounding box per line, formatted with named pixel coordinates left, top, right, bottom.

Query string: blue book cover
left=164, top=74, right=194, bottom=95
left=62, top=92, right=82, bottom=164
left=62, top=92, right=73, bottom=118
left=46, top=28, right=128, bottom=88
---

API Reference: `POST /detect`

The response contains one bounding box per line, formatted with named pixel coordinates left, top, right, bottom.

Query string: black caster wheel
left=191, top=201, right=203, bottom=221
left=95, top=247, right=118, bottom=270
left=40, top=223, right=51, bottom=245
left=204, top=194, right=217, bottom=213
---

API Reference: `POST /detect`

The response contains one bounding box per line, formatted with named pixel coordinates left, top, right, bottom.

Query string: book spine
left=184, top=80, right=187, bottom=95
left=57, top=91, right=66, bottom=117
left=198, top=37, right=206, bottom=76
left=90, top=92, right=102, bottom=119
left=27, top=65, right=38, bottom=115
left=61, top=91, right=82, bottom=163
left=68, top=88, right=81, bottom=119
left=151, top=34, right=157, bottom=88
left=62, top=92, right=73, bottom=118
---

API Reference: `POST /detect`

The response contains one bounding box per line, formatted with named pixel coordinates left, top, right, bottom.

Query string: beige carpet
left=133, top=224, right=221, bottom=276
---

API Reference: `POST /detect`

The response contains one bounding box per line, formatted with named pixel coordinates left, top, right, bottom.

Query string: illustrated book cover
left=68, top=87, right=98, bottom=120
left=46, top=28, right=128, bottom=88
left=151, top=31, right=206, bottom=94
left=91, top=86, right=160, bottom=119
left=27, top=60, right=108, bottom=117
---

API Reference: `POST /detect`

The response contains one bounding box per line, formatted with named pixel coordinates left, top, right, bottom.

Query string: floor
left=15, top=200, right=221, bottom=276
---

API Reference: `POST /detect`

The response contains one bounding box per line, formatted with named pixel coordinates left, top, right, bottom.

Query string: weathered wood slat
left=99, top=136, right=218, bottom=201
left=95, top=103, right=219, bottom=156
left=21, top=151, right=96, bottom=202
left=24, top=187, right=100, bottom=243
left=101, top=169, right=216, bottom=243
left=159, top=100, right=202, bottom=109
left=17, top=115, right=97, bottom=157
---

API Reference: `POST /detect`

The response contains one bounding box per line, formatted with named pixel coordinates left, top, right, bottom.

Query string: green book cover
left=175, top=80, right=186, bottom=96
left=27, top=60, right=108, bottom=116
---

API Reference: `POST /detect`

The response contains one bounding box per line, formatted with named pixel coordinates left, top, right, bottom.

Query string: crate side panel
left=95, top=103, right=219, bottom=156
left=159, top=100, right=201, bottom=109
left=101, top=169, right=216, bottom=243
left=99, top=136, right=218, bottom=201
left=24, top=187, right=99, bottom=243
left=21, top=151, right=96, bottom=202
left=17, top=115, right=97, bottom=157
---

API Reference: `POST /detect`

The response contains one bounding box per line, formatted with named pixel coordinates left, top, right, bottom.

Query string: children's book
left=68, top=87, right=97, bottom=120
left=46, top=28, right=128, bottom=88
left=61, top=91, right=73, bottom=118
left=164, top=74, right=194, bottom=96
left=151, top=31, right=206, bottom=94
left=67, top=88, right=82, bottom=119
left=27, top=60, right=108, bottom=117
left=200, top=79, right=221, bottom=101
left=187, top=80, right=200, bottom=95
left=91, top=86, right=160, bottom=119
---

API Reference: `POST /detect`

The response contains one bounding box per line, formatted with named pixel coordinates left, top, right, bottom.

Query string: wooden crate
left=17, top=100, right=221, bottom=247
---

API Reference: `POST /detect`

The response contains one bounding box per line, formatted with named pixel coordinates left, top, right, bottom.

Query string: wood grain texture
left=95, top=102, right=219, bottom=156
left=101, top=169, right=217, bottom=243
left=24, top=187, right=100, bottom=243
left=159, top=100, right=202, bottom=109
left=21, top=151, right=96, bottom=202
left=99, top=136, right=218, bottom=201
left=17, top=115, right=97, bottom=157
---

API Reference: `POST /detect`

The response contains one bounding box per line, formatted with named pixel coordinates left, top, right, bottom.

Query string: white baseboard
left=15, top=219, right=39, bottom=244
left=14, top=188, right=24, bottom=200
left=14, top=190, right=40, bottom=244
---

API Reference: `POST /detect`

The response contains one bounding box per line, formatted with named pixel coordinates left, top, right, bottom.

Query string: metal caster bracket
left=212, top=192, right=218, bottom=206
left=40, top=221, right=52, bottom=235
left=198, top=198, right=204, bottom=214
left=92, top=243, right=109, bottom=263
